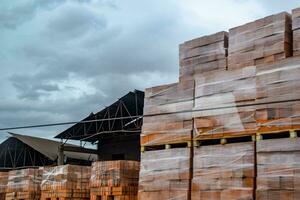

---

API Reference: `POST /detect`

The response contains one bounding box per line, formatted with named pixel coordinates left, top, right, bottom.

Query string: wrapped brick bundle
left=292, top=7, right=300, bottom=56
left=256, top=138, right=300, bottom=200
left=228, top=12, right=292, bottom=69
left=138, top=148, right=191, bottom=200
left=142, top=80, right=194, bottom=146
left=192, top=142, right=255, bottom=200
left=5, top=168, right=42, bottom=200
left=193, top=66, right=257, bottom=139
left=41, top=165, right=91, bottom=200
left=0, top=172, right=8, bottom=200
left=179, top=31, right=228, bottom=81
left=90, top=160, right=140, bottom=200
left=255, top=57, right=300, bottom=132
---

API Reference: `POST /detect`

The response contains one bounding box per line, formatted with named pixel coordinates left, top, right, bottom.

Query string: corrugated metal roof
left=8, top=132, right=97, bottom=161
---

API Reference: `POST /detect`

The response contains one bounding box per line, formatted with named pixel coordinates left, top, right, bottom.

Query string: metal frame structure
left=55, top=90, right=144, bottom=143
left=0, top=137, right=52, bottom=170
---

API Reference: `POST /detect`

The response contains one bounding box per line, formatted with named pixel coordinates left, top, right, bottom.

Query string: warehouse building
left=55, top=90, right=144, bottom=161
left=0, top=132, right=97, bottom=170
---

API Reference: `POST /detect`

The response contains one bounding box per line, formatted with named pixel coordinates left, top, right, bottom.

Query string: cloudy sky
left=0, top=0, right=299, bottom=143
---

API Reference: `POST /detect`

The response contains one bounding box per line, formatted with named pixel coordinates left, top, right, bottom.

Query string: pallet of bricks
left=180, top=26, right=256, bottom=200
left=90, top=160, right=140, bottom=200
left=190, top=10, right=297, bottom=200
left=0, top=172, right=8, bottom=200
left=40, top=165, right=90, bottom=200
left=5, top=168, right=42, bottom=200
left=139, top=58, right=196, bottom=199
left=138, top=7, right=300, bottom=200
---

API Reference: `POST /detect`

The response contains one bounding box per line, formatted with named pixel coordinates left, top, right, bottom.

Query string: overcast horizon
left=0, top=0, right=299, bottom=144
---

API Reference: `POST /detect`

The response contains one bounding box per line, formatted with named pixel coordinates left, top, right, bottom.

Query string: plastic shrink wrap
left=255, top=57, right=300, bottom=132
left=228, top=12, right=292, bottom=69
left=5, top=168, right=42, bottom=200
left=41, top=164, right=91, bottom=200
left=193, top=66, right=257, bottom=139
left=90, top=161, right=140, bottom=200
left=138, top=148, right=191, bottom=200
left=179, top=31, right=228, bottom=81
left=0, top=172, right=8, bottom=200
left=141, top=81, right=194, bottom=146
left=256, top=137, right=300, bottom=200
left=192, top=142, right=255, bottom=200
left=292, top=7, right=300, bottom=56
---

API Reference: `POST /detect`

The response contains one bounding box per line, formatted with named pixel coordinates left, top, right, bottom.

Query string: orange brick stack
left=228, top=12, right=292, bottom=69
left=292, top=7, right=300, bottom=56
left=179, top=31, right=228, bottom=81
left=139, top=7, right=300, bottom=200
left=5, top=168, right=42, bottom=200
left=255, top=57, right=300, bottom=133
left=138, top=148, right=191, bottom=200
left=256, top=137, right=300, bottom=200
left=193, top=65, right=257, bottom=139
left=40, top=165, right=91, bottom=200
left=192, top=142, right=255, bottom=200
left=141, top=80, right=194, bottom=146
left=90, top=161, right=140, bottom=200
left=0, top=172, right=8, bottom=200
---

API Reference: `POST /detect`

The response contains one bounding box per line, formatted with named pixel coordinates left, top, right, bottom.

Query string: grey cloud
left=46, top=4, right=107, bottom=40
left=10, top=74, right=60, bottom=100
left=0, top=0, right=64, bottom=29
left=1, top=0, right=300, bottom=143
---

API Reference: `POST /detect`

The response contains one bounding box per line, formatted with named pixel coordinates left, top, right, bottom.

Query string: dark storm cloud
left=0, top=0, right=299, bottom=142
left=10, top=74, right=60, bottom=100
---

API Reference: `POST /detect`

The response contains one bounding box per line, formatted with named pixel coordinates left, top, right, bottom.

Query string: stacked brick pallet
left=192, top=142, right=255, bottom=200
left=41, top=165, right=91, bottom=200
left=179, top=31, right=228, bottom=81
left=90, top=160, right=139, bottom=200
left=5, top=168, right=42, bottom=200
left=141, top=81, right=194, bottom=146
left=293, top=8, right=300, bottom=56
left=0, top=172, right=8, bottom=200
left=139, top=7, right=300, bottom=200
left=256, top=137, right=300, bottom=200
left=139, top=29, right=229, bottom=200
left=255, top=57, right=300, bottom=133
left=228, top=12, right=292, bottom=69
left=138, top=148, right=190, bottom=200
left=193, top=65, right=257, bottom=139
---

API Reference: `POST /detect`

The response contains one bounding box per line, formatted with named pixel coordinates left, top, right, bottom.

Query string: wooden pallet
left=194, top=134, right=255, bottom=147
left=40, top=189, right=89, bottom=199
left=0, top=193, right=5, bottom=200
left=40, top=198, right=89, bottom=200
left=91, top=195, right=138, bottom=200
left=90, top=186, right=138, bottom=196
left=5, top=191, right=40, bottom=200
left=256, top=129, right=299, bottom=140
left=141, top=141, right=192, bottom=152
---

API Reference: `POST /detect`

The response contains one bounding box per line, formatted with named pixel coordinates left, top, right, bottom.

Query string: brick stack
left=5, top=168, right=42, bottom=200
left=193, top=65, right=257, bottom=139
left=138, top=7, right=300, bottom=200
left=138, top=148, right=190, bottom=200
left=41, top=165, right=91, bottom=200
left=90, top=160, right=140, bottom=200
left=141, top=80, right=194, bottom=146
left=192, top=142, right=255, bottom=200
left=292, top=7, right=300, bottom=56
left=0, top=172, right=8, bottom=200
left=228, top=12, right=292, bottom=70
left=256, top=137, right=300, bottom=200
left=179, top=31, right=228, bottom=81
left=255, top=57, right=300, bottom=132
